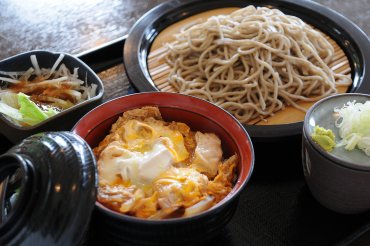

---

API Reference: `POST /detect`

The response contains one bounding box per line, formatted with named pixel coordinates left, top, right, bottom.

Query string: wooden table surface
left=0, top=0, right=369, bottom=102
left=0, top=1, right=370, bottom=245
left=0, top=0, right=369, bottom=61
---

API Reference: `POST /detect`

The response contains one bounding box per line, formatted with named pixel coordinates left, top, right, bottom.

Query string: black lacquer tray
left=123, top=0, right=370, bottom=142
left=1, top=35, right=370, bottom=245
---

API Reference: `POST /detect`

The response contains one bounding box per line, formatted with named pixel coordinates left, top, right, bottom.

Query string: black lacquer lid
left=0, top=131, right=97, bottom=246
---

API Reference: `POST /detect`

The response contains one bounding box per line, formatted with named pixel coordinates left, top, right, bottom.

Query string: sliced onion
left=30, top=55, right=41, bottom=75
left=0, top=76, right=21, bottom=84
left=48, top=54, right=65, bottom=77
left=183, top=196, right=214, bottom=217
left=334, top=100, right=370, bottom=156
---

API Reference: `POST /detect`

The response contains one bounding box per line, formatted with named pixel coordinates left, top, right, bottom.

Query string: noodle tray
left=123, top=0, right=370, bottom=141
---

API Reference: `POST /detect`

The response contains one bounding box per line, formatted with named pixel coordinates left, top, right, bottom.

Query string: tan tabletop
left=0, top=0, right=369, bottom=60
left=0, top=0, right=369, bottom=101
left=0, top=1, right=370, bottom=245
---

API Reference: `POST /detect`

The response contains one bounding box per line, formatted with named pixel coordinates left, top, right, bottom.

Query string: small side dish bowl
left=0, top=50, right=104, bottom=144
left=72, top=92, right=255, bottom=245
left=302, top=93, right=370, bottom=214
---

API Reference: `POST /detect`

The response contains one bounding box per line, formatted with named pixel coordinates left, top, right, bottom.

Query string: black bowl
left=0, top=50, right=104, bottom=144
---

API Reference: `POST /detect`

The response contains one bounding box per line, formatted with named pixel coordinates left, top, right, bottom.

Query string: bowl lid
left=0, top=131, right=97, bottom=245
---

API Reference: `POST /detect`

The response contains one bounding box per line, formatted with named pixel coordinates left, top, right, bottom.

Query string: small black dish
left=0, top=50, right=104, bottom=144
left=0, top=131, right=97, bottom=246
left=123, top=0, right=370, bottom=142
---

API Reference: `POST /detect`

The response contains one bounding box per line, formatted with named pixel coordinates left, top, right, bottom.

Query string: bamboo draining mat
left=147, top=8, right=351, bottom=125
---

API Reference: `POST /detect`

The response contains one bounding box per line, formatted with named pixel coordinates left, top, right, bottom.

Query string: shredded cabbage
left=334, top=100, right=370, bottom=156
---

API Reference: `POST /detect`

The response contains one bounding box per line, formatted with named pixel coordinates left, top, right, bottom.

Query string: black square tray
left=1, top=37, right=370, bottom=246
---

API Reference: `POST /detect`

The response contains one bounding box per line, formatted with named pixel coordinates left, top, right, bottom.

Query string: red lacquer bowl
left=72, top=92, right=254, bottom=246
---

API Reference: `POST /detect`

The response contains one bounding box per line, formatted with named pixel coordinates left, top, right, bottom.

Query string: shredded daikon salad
left=334, top=100, right=370, bottom=156
left=0, top=54, right=97, bottom=126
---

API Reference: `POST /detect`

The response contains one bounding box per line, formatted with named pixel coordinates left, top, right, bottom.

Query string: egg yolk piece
left=122, top=120, right=156, bottom=152
left=122, top=119, right=189, bottom=162
left=153, top=167, right=209, bottom=209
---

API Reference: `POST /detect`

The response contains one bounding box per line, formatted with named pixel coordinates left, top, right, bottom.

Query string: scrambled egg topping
left=94, top=106, right=237, bottom=219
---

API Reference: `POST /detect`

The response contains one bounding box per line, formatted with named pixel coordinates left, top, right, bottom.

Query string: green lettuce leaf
left=18, top=93, right=58, bottom=125
left=0, top=92, right=59, bottom=126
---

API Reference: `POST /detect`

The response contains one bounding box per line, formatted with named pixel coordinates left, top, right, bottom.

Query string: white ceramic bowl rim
left=304, top=93, right=370, bottom=172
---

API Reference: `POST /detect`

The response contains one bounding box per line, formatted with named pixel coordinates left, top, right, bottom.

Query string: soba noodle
left=163, top=6, right=352, bottom=123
